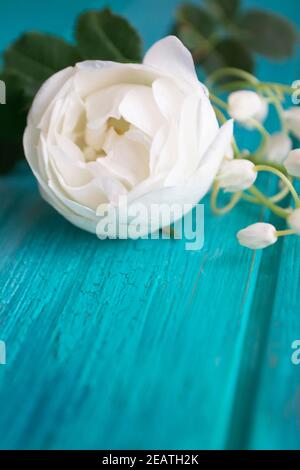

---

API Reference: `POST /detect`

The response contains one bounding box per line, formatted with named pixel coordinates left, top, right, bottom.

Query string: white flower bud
left=284, top=149, right=300, bottom=177
left=217, top=160, right=257, bottom=193
left=228, top=90, right=268, bottom=124
left=237, top=223, right=278, bottom=249
left=288, top=208, right=300, bottom=234
left=266, top=132, right=292, bottom=164
left=283, top=107, right=300, bottom=139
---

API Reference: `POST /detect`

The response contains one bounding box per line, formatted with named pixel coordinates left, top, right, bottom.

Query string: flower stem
left=264, top=88, right=287, bottom=133
left=210, top=93, right=228, bottom=111
left=211, top=183, right=242, bottom=216
left=276, top=229, right=296, bottom=237
left=247, top=119, right=270, bottom=159
left=214, top=81, right=294, bottom=95
left=254, top=165, right=300, bottom=208
left=206, top=67, right=259, bottom=88
left=270, top=185, right=290, bottom=203
left=249, top=186, right=290, bottom=218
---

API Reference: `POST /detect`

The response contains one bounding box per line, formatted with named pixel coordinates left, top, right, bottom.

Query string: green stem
left=250, top=157, right=287, bottom=175
left=264, top=88, right=287, bottom=133
left=270, top=185, right=290, bottom=203
left=241, top=193, right=260, bottom=204
left=276, top=229, right=296, bottom=237
left=254, top=165, right=300, bottom=208
left=249, top=186, right=290, bottom=218
left=214, top=81, right=294, bottom=95
left=211, top=183, right=242, bottom=216
left=248, top=119, right=270, bottom=158
left=210, top=93, right=228, bottom=111
left=206, top=67, right=259, bottom=88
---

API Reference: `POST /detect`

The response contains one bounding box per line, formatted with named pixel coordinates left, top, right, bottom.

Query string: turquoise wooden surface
left=0, top=0, right=300, bottom=450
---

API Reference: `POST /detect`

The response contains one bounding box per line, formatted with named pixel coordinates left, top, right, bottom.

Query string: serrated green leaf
left=4, top=32, right=81, bottom=100
left=203, top=38, right=254, bottom=74
left=76, top=8, right=142, bottom=62
left=176, top=3, right=215, bottom=38
left=206, top=0, right=240, bottom=20
left=239, top=10, right=299, bottom=59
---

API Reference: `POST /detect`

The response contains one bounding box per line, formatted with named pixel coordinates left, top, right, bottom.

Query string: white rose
left=23, top=36, right=233, bottom=236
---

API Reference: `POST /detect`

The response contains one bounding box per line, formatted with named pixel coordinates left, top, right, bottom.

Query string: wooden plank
left=0, top=167, right=267, bottom=449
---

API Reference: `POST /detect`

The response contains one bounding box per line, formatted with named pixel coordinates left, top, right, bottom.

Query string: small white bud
left=283, top=107, right=300, bottom=140
left=237, top=223, right=278, bottom=249
left=217, top=160, right=257, bottom=193
left=266, top=132, right=292, bottom=164
left=228, top=91, right=268, bottom=125
left=288, top=208, right=300, bottom=234
left=284, top=149, right=300, bottom=177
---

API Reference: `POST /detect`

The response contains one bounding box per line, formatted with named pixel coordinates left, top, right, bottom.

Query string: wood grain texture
left=0, top=0, right=300, bottom=450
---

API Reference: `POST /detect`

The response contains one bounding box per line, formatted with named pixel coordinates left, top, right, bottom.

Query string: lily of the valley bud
left=237, top=223, right=278, bottom=249
left=288, top=208, right=300, bottom=234
left=217, top=160, right=257, bottom=193
left=283, top=107, right=300, bottom=139
left=228, top=90, right=268, bottom=124
left=284, top=149, right=300, bottom=177
left=266, top=132, right=292, bottom=164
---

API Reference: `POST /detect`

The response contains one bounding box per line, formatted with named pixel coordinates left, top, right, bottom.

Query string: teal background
left=0, top=0, right=300, bottom=450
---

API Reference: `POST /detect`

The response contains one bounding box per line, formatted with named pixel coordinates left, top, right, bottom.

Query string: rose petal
left=97, top=139, right=149, bottom=188
left=152, top=77, right=183, bottom=120
left=119, top=86, right=164, bottom=137
left=144, top=36, right=199, bottom=89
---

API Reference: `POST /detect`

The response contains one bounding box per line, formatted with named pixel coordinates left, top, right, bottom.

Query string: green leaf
left=176, top=3, right=215, bottom=38
left=176, top=26, right=210, bottom=55
left=76, top=8, right=142, bottom=62
left=203, top=38, right=254, bottom=74
left=239, top=10, right=299, bottom=59
left=0, top=72, right=28, bottom=173
left=206, top=0, right=240, bottom=20
left=4, top=32, right=81, bottom=100
left=0, top=72, right=27, bottom=139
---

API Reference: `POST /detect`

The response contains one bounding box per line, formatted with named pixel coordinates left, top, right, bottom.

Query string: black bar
left=0, top=450, right=300, bottom=466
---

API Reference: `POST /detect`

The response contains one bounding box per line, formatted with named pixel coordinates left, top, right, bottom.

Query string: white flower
left=283, top=107, right=300, bottom=139
left=228, top=90, right=268, bottom=125
left=23, top=36, right=233, bottom=237
left=237, top=223, right=278, bottom=249
left=266, top=132, right=292, bottom=164
left=288, top=208, right=300, bottom=234
left=284, top=149, right=300, bottom=177
left=217, top=159, right=257, bottom=193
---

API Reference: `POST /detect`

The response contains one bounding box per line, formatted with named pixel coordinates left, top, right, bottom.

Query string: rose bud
left=23, top=36, right=233, bottom=237
left=217, top=160, right=257, bottom=193
left=237, top=223, right=278, bottom=249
